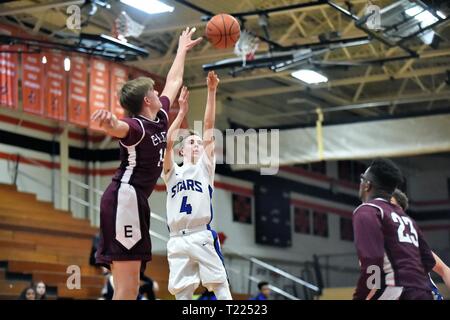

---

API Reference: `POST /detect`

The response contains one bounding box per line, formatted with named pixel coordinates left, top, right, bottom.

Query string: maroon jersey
left=112, top=96, right=169, bottom=198
left=352, top=198, right=435, bottom=300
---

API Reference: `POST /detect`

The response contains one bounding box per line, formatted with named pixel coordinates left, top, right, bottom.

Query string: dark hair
left=19, top=286, right=36, bottom=300
left=368, top=158, right=403, bottom=194
left=34, top=281, right=47, bottom=300
left=257, top=281, right=269, bottom=290
left=178, top=129, right=201, bottom=147
left=119, top=77, right=155, bottom=117
left=392, top=188, right=409, bottom=211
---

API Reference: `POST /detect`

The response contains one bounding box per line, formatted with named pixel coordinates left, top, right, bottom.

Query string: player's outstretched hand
left=207, top=71, right=219, bottom=90
left=178, top=86, right=190, bottom=116
left=91, top=109, right=119, bottom=131
left=178, top=27, right=203, bottom=52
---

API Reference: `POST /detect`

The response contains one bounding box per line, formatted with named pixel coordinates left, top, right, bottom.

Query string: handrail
left=150, top=230, right=169, bottom=242
left=226, top=267, right=300, bottom=300
left=224, top=246, right=319, bottom=292
left=9, top=152, right=104, bottom=195
left=150, top=212, right=167, bottom=224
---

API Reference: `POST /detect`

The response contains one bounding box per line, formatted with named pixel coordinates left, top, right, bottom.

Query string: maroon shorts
left=400, top=287, right=433, bottom=300
left=95, top=181, right=152, bottom=272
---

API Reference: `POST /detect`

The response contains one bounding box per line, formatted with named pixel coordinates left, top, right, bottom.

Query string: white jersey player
left=162, top=72, right=232, bottom=300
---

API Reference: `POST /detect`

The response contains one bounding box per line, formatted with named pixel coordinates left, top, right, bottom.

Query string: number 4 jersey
left=352, top=198, right=436, bottom=300
left=163, top=153, right=216, bottom=233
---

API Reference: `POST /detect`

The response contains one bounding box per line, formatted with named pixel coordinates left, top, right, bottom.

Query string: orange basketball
left=205, top=14, right=241, bottom=49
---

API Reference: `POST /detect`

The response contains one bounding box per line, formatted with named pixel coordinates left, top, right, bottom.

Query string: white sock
left=212, top=283, right=233, bottom=300
left=175, top=284, right=196, bottom=300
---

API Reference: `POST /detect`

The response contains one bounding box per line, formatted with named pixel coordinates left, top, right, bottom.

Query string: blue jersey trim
left=208, top=185, right=214, bottom=225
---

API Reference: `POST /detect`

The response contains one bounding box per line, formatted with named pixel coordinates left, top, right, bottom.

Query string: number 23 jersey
left=352, top=198, right=436, bottom=299
left=163, top=153, right=215, bottom=232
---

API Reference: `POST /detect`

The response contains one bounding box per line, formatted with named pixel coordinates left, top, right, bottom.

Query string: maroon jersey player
left=91, top=27, right=202, bottom=300
left=353, top=158, right=436, bottom=300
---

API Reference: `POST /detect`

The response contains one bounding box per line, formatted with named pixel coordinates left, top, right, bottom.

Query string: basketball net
left=234, top=30, right=259, bottom=67
left=113, top=11, right=144, bottom=42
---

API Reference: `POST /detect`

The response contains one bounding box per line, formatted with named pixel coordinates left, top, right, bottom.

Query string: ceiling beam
left=186, top=47, right=450, bottom=88
left=230, top=66, right=449, bottom=98
left=140, top=0, right=370, bottom=36
left=251, top=90, right=450, bottom=120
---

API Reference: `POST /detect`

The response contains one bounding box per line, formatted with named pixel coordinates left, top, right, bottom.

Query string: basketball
left=205, top=14, right=241, bottom=49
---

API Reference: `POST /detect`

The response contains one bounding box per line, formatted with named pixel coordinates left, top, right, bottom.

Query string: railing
left=7, top=153, right=102, bottom=223
left=8, top=152, right=320, bottom=300
left=315, top=252, right=360, bottom=287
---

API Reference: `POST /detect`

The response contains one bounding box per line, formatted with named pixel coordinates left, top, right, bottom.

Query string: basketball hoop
left=113, top=11, right=144, bottom=42
left=234, top=30, right=259, bottom=67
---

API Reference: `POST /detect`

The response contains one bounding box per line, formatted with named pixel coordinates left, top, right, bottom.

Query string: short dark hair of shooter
left=177, top=129, right=201, bottom=147
left=119, top=77, right=155, bottom=117
left=392, top=188, right=409, bottom=211
left=367, top=158, right=403, bottom=194
left=257, top=281, right=269, bottom=290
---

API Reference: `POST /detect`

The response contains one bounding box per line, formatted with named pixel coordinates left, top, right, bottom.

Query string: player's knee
left=115, top=282, right=139, bottom=299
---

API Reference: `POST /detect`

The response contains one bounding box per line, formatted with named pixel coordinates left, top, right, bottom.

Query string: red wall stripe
left=280, top=166, right=359, bottom=190
left=0, top=151, right=56, bottom=169
left=0, top=114, right=58, bottom=134
left=214, top=181, right=253, bottom=196
left=0, top=114, right=104, bottom=142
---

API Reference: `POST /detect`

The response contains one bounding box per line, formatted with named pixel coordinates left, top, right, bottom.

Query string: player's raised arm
left=161, top=27, right=202, bottom=108
left=352, top=206, right=385, bottom=300
left=432, top=252, right=450, bottom=290
left=203, top=71, right=219, bottom=159
left=163, top=86, right=189, bottom=176
left=91, top=109, right=129, bottom=138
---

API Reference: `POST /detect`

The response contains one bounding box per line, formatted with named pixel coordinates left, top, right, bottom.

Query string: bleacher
left=0, top=183, right=103, bottom=299
left=0, top=184, right=250, bottom=300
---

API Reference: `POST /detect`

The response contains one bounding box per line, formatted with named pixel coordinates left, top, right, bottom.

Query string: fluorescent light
left=406, top=5, right=439, bottom=28
left=291, top=69, right=328, bottom=84
left=437, top=11, right=446, bottom=19
left=64, top=57, right=71, bottom=71
left=405, top=6, right=423, bottom=17
left=41, top=55, right=47, bottom=64
left=120, top=0, right=174, bottom=14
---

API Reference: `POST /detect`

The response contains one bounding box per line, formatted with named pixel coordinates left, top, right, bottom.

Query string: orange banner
left=110, top=64, right=128, bottom=119
left=89, top=58, right=110, bottom=131
left=0, top=25, right=20, bottom=109
left=68, top=55, right=89, bottom=127
left=22, top=53, right=44, bottom=115
left=44, top=52, right=66, bottom=121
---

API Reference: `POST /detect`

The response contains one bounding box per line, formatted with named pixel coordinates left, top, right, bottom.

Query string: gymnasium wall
left=1, top=105, right=449, bottom=290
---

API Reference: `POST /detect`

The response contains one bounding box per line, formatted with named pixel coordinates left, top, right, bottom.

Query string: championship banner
left=89, top=58, right=110, bottom=131
left=22, top=52, right=44, bottom=115
left=0, top=24, right=20, bottom=109
left=110, top=63, right=128, bottom=119
left=68, top=55, right=89, bottom=127
left=44, top=51, right=66, bottom=121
